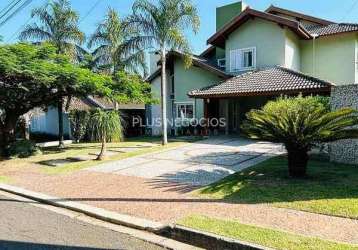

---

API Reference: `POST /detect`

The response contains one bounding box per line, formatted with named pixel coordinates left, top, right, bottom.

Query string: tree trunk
left=287, top=148, right=309, bottom=178
left=58, top=99, right=65, bottom=148
left=0, top=112, right=20, bottom=156
left=161, top=48, right=168, bottom=145
left=97, top=132, right=106, bottom=160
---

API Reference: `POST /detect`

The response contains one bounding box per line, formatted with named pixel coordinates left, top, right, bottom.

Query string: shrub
left=69, top=110, right=90, bottom=143
left=7, top=140, right=42, bottom=158
left=242, top=95, right=358, bottom=178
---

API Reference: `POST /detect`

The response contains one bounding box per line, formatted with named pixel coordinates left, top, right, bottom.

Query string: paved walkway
left=88, top=137, right=284, bottom=186
left=2, top=137, right=358, bottom=244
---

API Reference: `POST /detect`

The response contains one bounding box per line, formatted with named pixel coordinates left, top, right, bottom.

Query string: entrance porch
left=204, top=96, right=271, bottom=135
left=189, top=66, right=332, bottom=135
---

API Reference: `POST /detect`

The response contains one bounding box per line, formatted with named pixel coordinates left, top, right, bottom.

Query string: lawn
left=195, top=156, right=358, bottom=219
left=0, top=136, right=199, bottom=175
left=179, top=215, right=358, bottom=250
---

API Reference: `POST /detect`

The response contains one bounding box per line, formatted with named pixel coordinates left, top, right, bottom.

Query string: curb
left=0, top=183, right=167, bottom=233
left=167, top=225, right=273, bottom=250
left=0, top=183, right=270, bottom=250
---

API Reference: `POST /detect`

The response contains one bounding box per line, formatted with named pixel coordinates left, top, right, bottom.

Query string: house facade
left=30, top=97, right=146, bottom=139
left=146, top=2, right=358, bottom=136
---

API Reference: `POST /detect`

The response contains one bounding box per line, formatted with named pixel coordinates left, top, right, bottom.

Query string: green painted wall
left=301, top=33, right=357, bottom=85
left=216, top=1, right=245, bottom=31
left=225, top=18, right=286, bottom=73
left=285, top=29, right=301, bottom=71
left=174, top=59, right=222, bottom=119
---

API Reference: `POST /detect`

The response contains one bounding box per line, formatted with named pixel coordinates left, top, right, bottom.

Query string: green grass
left=36, top=136, right=200, bottom=174
left=41, top=141, right=189, bottom=174
left=195, top=156, right=358, bottom=219
left=179, top=215, right=358, bottom=250
left=0, top=175, right=10, bottom=183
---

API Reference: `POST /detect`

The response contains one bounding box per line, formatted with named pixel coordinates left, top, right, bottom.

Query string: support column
left=224, top=99, right=229, bottom=135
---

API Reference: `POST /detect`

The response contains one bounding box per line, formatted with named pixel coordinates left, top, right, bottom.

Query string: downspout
left=312, top=33, right=319, bottom=76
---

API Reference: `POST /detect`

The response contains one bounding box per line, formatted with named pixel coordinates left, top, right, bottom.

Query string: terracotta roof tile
left=305, top=23, right=358, bottom=36
left=188, top=66, right=332, bottom=98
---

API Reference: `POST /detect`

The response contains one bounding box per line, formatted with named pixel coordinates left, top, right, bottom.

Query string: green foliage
left=242, top=95, right=358, bottom=177
left=69, top=110, right=90, bottom=143
left=89, top=109, right=123, bottom=143
left=126, top=0, right=200, bottom=60
left=88, top=8, right=147, bottom=75
left=112, top=71, right=156, bottom=104
left=242, top=95, right=358, bottom=150
left=19, top=0, right=84, bottom=60
left=0, top=43, right=112, bottom=112
left=7, top=140, right=42, bottom=158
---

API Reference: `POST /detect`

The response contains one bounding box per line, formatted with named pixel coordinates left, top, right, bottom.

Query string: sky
left=1, top=0, right=358, bottom=54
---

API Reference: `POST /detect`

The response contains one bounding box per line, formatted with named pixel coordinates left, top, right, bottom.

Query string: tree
left=242, top=95, right=358, bottom=178
left=19, top=0, right=85, bottom=148
left=126, top=0, right=200, bottom=145
left=0, top=43, right=112, bottom=155
left=88, top=8, right=147, bottom=75
left=89, top=109, right=123, bottom=160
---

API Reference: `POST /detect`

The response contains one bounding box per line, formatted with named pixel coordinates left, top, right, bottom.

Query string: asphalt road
left=0, top=194, right=165, bottom=250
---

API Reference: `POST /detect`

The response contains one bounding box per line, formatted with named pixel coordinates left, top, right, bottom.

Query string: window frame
left=175, top=101, right=195, bottom=120
left=229, top=47, right=256, bottom=72
left=217, top=58, right=226, bottom=68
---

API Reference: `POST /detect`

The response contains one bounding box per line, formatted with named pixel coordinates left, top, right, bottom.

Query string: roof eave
left=265, top=5, right=335, bottom=26
left=188, top=87, right=332, bottom=99
left=207, top=8, right=312, bottom=47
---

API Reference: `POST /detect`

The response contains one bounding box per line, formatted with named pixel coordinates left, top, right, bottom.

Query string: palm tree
left=88, top=8, right=147, bottom=75
left=125, top=0, right=200, bottom=145
left=89, top=109, right=123, bottom=160
left=242, top=96, right=358, bottom=178
left=19, top=0, right=84, bottom=148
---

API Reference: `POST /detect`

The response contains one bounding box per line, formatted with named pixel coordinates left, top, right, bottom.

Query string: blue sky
left=1, top=0, right=358, bottom=54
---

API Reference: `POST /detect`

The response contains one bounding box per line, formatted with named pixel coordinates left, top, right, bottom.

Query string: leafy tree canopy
left=0, top=43, right=112, bottom=114
left=111, top=71, right=155, bottom=104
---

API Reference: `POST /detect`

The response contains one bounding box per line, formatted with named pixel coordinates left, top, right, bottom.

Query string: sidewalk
left=0, top=138, right=357, bottom=244
left=3, top=164, right=357, bottom=244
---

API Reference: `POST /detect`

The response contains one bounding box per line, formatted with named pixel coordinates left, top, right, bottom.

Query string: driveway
left=89, top=137, right=284, bottom=186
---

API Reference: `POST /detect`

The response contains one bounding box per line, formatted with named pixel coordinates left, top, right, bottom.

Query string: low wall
left=330, top=84, right=358, bottom=165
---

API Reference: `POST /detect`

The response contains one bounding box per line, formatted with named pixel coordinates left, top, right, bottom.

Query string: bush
left=69, top=110, right=90, bottom=143
left=242, top=95, right=358, bottom=178
left=7, top=140, right=42, bottom=158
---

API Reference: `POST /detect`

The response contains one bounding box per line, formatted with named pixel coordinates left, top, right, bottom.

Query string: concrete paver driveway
left=89, top=137, right=284, bottom=186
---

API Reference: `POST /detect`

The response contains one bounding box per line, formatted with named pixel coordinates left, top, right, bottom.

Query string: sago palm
left=89, top=109, right=123, bottom=161
left=125, top=0, right=200, bottom=145
left=88, top=8, right=147, bottom=75
left=19, top=0, right=84, bottom=148
left=242, top=96, right=358, bottom=178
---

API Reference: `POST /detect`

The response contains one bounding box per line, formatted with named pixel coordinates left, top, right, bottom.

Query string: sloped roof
left=265, top=5, right=334, bottom=26
left=188, top=66, right=332, bottom=98
left=66, top=96, right=144, bottom=111
left=305, top=23, right=358, bottom=37
left=145, top=51, right=231, bottom=82
left=208, top=6, right=358, bottom=48
left=207, top=8, right=312, bottom=48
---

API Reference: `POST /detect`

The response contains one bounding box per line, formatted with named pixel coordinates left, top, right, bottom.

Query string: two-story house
left=146, top=2, right=358, bottom=136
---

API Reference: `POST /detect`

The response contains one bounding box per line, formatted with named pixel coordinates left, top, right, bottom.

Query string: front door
left=228, top=99, right=240, bottom=133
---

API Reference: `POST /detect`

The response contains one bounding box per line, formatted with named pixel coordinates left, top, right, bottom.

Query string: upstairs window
left=230, top=47, right=256, bottom=72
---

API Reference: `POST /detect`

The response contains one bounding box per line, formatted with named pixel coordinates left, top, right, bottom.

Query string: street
left=0, top=193, right=165, bottom=250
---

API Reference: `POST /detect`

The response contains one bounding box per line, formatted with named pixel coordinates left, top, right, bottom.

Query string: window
left=176, top=102, right=194, bottom=119
left=217, top=58, right=226, bottom=68
left=230, top=47, right=256, bottom=72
